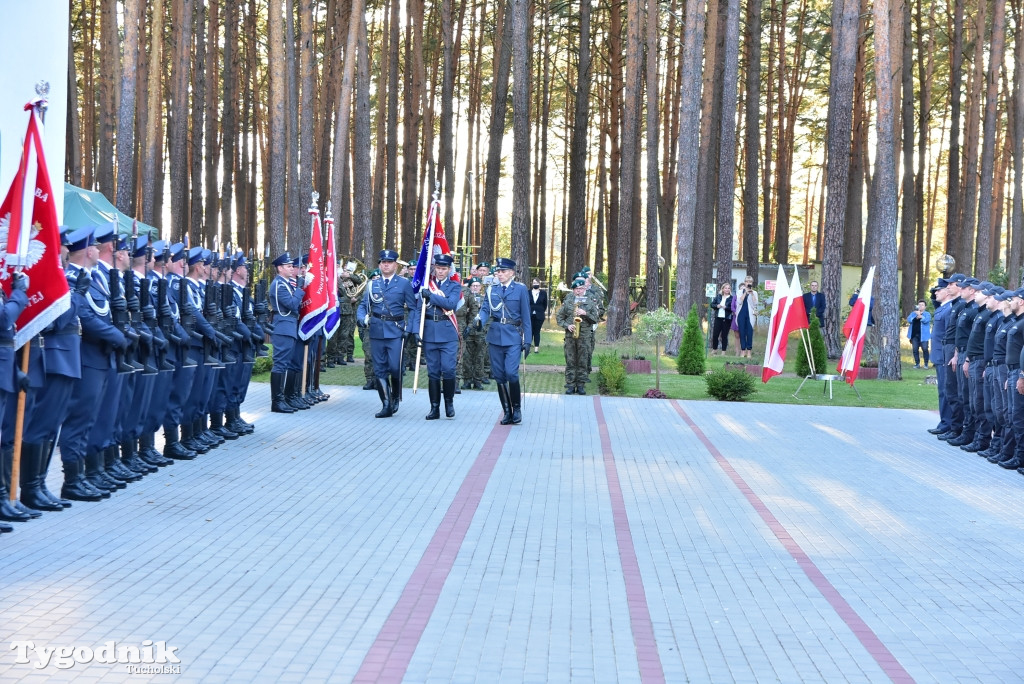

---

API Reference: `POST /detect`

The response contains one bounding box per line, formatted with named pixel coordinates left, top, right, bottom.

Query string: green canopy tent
left=62, top=183, right=158, bottom=237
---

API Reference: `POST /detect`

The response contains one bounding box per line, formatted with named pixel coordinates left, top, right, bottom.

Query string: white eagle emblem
left=0, top=211, right=47, bottom=278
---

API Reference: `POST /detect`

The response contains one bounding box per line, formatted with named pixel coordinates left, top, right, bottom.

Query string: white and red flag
left=837, top=266, right=876, bottom=385
left=322, top=205, right=340, bottom=339
left=761, top=267, right=809, bottom=383
left=298, top=202, right=328, bottom=340
left=0, top=101, right=70, bottom=348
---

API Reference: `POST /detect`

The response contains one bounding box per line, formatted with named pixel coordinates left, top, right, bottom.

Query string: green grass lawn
left=253, top=320, right=941, bottom=410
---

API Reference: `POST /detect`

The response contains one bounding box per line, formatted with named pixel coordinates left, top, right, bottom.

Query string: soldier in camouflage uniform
left=337, top=264, right=360, bottom=365
left=455, top=276, right=480, bottom=390
left=579, top=267, right=606, bottom=376
left=557, top=277, right=601, bottom=395
left=464, top=278, right=488, bottom=389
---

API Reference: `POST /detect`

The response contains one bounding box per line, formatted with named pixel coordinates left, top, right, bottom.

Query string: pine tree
left=795, top=316, right=828, bottom=378
left=676, top=304, right=706, bottom=375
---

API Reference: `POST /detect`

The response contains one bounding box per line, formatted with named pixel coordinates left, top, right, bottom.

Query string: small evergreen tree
left=795, top=315, right=828, bottom=377
left=676, top=304, right=706, bottom=375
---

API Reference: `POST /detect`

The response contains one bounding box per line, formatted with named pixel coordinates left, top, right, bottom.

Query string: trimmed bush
left=597, top=351, right=627, bottom=396
left=676, top=304, right=706, bottom=376
left=794, top=315, right=828, bottom=378
left=704, top=367, right=757, bottom=401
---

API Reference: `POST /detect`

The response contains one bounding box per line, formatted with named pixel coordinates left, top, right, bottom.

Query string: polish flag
left=761, top=267, right=809, bottom=383
left=838, top=267, right=875, bottom=385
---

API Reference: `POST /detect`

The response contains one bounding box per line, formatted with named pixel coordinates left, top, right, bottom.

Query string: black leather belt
left=1009, top=363, right=1020, bottom=370
left=0, top=340, right=13, bottom=348
left=372, top=312, right=403, bottom=322
left=496, top=320, right=522, bottom=328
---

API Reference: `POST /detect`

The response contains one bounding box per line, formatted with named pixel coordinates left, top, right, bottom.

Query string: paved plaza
left=2, top=382, right=1023, bottom=683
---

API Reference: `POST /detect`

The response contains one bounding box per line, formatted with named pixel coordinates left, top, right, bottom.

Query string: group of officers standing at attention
left=930, top=273, right=1024, bottom=474
left=0, top=223, right=264, bottom=534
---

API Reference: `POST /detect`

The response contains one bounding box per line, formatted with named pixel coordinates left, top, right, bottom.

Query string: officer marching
left=475, top=257, right=532, bottom=425
left=411, top=254, right=463, bottom=419
left=356, top=250, right=415, bottom=418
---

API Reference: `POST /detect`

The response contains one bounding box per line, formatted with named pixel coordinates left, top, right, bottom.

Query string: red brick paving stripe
left=353, top=420, right=512, bottom=683
left=594, top=396, right=667, bottom=684
left=671, top=400, right=916, bottom=684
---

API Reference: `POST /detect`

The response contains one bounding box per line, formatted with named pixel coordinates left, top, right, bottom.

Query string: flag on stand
left=411, top=199, right=459, bottom=293
left=785, top=268, right=808, bottom=335
left=837, top=266, right=876, bottom=385
left=298, top=204, right=328, bottom=340
left=322, top=207, right=340, bottom=339
left=761, top=266, right=809, bottom=383
left=0, top=102, right=70, bottom=349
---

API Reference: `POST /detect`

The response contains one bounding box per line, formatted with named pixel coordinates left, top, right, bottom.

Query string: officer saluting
left=411, top=254, right=462, bottom=420
left=356, top=249, right=415, bottom=418
left=475, top=257, right=532, bottom=425
left=269, top=252, right=305, bottom=413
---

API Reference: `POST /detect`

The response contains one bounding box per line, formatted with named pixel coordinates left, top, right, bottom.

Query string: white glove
left=363, top=314, right=370, bottom=327
left=303, top=272, right=314, bottom=287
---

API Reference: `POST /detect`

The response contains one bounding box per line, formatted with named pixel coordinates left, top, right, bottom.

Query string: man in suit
left=803, top=280, right=826, bottom=327
left=356, top=250, right=416, bottom=418
left=476, top=257, right=532, bottom=425
left=528, top=279, right=547, bottom=352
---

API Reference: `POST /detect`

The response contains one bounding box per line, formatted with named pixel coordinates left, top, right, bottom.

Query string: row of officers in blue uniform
left=0, top=223, right=268, bottom=535
left=268, top=249, right=533, bottom=425
left=930, top=272, right=1024, bottom=475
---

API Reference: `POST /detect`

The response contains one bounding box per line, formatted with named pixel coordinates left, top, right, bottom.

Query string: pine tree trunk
left=204, top=0, right=220, bottom=240
left=481, top=0, right=513, bottom=261
left=1011, top=2, right=1024, bottom=285
left=899, top=0, right=917, bottom=316
left=169, top=0, right=194, bottom=241
left=354, top=7, right=373, bottom=264
left=331, top=0, right=364, bottom=254
left=714, top=0, right=741, bottom=290
left=947, top=0, right=965, bottom=268
left=960, top=0, right=987, bottom=273
left=400, top=0, right=425, bottom=256
left=98, top=0, right=118, bottom=198
left=268, top=0, right=288, bottom=256
left=385, top=0, right=399, bottom=248
left=298, top=0, right=316, bottom=228
left=645, top=0, right=661, bottom=310
left=67, top=27, right=83, bottom=187
left=667, top=0, right=707, bottom=356
left=191, top=0, right=206, bottom=242
left=872, top=0, right=902, bottom=380
left=115, top=0, right=141, bottom=212
left=567, top=0, right=592, bottom=277
left=221, top=0, right=239, bottom=246
left=975, top=0, right=1007, bottom=277
left=742, top=0, right=761, bottom=283
left=508, top=0, right=531, bottom=279
left=820, top=0, right=859, bottom=358
left=141, top=0, right=164, bottom=226
left=691, top=0, right=723, bottom=301
left=439, top=0, right=456, bottom=235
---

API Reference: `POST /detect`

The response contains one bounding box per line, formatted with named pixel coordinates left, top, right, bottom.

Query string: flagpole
left=10, top=83, right=49, bottom=508
left=412, top=190, right=440, bottom=394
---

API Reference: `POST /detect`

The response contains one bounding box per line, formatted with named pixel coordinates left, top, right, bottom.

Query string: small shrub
left=795, top=315, right=828, bottom=378
left=597, top=351, right=627, bottom=395
left=253, top=354, right=273, bottom=376
left=704, top=367, right=757, bottom=401
left=643, top=388, right=667, bottom=399
left=676, top=304, right=706, bottom=376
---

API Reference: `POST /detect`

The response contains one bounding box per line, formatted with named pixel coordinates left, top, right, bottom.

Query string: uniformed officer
left=162, top=242, right=200, bottom=459
left=0, top=267, right=32, bottom=523
left=19, top=228, right=89, bottom=513
left=455, top=273, right=480, bottom=391
left=59, top=224, right=130, bottom=502
left=411, top=254, right=463, bottom=420
left=928, top=278, right=955, bottom=436
left=269, top=251, right=306, bottom=413
left=227, top=252, right=260, bottom=434
left=557, top=276, right=601, bottom=395
left=463, top=278, right=487, bottom=389
left=337, top=261, right=360, bottom=365
left=356, top=250, right=415, bottom=418
left=938, top=274, right=968, bottom=442
left=476, top=257, right=532, bottom=425
left=948, top=277, right=982, bottom=447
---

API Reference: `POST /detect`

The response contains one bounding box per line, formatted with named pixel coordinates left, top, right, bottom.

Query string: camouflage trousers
left=464, top=334, right=487, bottom=382
left=564, top=332, right=594, bottom=387
left=359, top=326, right=374, bottom=380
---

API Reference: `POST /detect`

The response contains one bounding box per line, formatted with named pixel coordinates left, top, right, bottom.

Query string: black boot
left=576, top=384, right=587, bottom=395
left=362, top=377, right=376, bottom=390
left=181, top=421, right=208, bottom=454
left=286, top=372, right=309, bottom=411
left=443, top=378, right=456, bottom=418
left=0, top=448, right=32, bottom=521
left=948, top=432, right=974, bottom=447
left=83, top=450, right=119, bottom=493
left=122, top=441, right=157, bottom=475
left=462, top=379, right=472, bottom=390
left=375, top=377, right=394, bottom=418
left=425, top=378, right=441, bottom=420
left=271, top=373, right=295, bottom=413
left=231, top=406, right=255, bottom=434
left=163, top=424, right=197, bottom=460
left=211, top=413, right=239, bottom=440
left=199, top=416, right=224, bottom=447
left=509, top=380, right=523, bottom=425
left=565, top=385, right=575, bottom=395
left=497, top=383, right=513, bottom=425
left=390, top=374, right=403, bottom=415
left=19, top=442, right=63, bottom=512
left=961, top=438, right=987, bottom=453
left=60, top=458, right=104, bottom=502
left=347, top=354, right=355, bottom=363
left=39, top=440, right=72, bottom=508
left=139, top=432, right=174, bottom=467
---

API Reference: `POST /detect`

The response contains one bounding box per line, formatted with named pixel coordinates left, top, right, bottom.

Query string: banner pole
left=413, top=199, right=439, bottom=393
left=9, top=344, right=30, bottom=505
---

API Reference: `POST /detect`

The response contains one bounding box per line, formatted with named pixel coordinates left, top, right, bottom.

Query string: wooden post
left=9, top=344, right=30, bottom=504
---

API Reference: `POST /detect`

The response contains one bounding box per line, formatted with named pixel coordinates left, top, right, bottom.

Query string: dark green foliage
left=676, top=304, right=706, bottom=376
left=795, top=315, right=828, bottom=378
left=704, top=368, right=757, bottom=401
left=597, top=351, right=627, bottom=395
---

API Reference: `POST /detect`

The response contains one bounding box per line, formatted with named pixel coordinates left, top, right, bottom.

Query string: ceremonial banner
left=298, top=204, right=328, bottom=340
left=411, top=199, right=458, bottom=293
left=838, top=266, right=876, bottom=385
left=761, top=265, right=790, bottom=383
left=322, top=208, right=340, bottom=339
left=0, top=103, right=70, bottom=349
